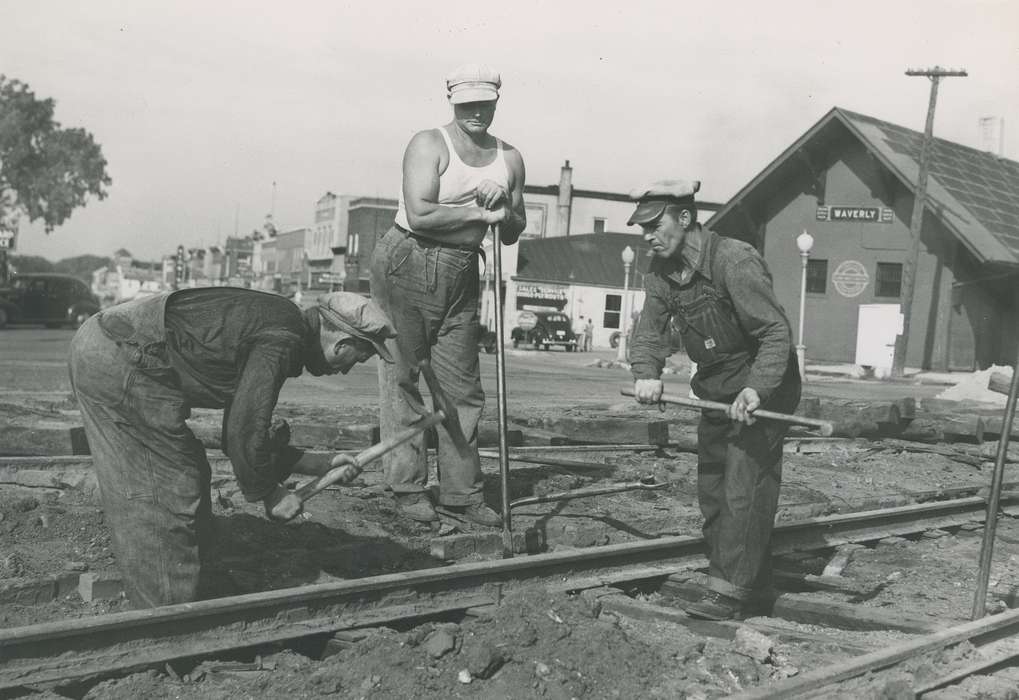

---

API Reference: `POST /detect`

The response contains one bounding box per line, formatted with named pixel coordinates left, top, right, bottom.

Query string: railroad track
left=2, top=495, right=1015, bottom=693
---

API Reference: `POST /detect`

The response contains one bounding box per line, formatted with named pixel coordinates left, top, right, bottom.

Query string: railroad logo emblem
left=832, top=260, right=869, bottom=298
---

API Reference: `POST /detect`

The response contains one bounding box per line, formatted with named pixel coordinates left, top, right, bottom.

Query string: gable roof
left=515, top=232, right=651, bottom=287
left=707, top=106, right=1019, bottom=266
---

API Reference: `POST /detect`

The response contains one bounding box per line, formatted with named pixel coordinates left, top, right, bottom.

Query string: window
left=593, top=218, right=606, bottom=234
left=806, top=259, right=828, bottom=294
left=349, top=233, right=360, bottom=257
left=875, top=262, right=903, bottom=298
left=604, top=294, right=621, bottom=329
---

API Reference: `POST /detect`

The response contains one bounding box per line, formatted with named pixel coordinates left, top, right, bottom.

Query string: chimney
left=557, top=160, right=573, bottom=236
left=979, top=117, right=1005, bottom=156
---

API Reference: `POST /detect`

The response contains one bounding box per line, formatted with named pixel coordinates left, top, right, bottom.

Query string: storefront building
left=708, top=107, right=1019, bottom=371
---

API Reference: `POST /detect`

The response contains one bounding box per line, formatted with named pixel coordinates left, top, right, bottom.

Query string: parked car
left=0, top=273, right=101, bottom=329
left=511, top=310, right=577, bottom=351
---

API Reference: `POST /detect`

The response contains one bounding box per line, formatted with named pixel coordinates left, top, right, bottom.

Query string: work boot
left=394, top=493, right=438, bottom=522
left=681, top=590, right=747, bottom=621
left=443, top=502, right=502, bottom=528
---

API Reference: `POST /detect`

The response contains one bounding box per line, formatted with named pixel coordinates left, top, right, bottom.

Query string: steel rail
left=733, top=605, right=1019, bottom=699
left=0, top=495, right=1011, bottom=690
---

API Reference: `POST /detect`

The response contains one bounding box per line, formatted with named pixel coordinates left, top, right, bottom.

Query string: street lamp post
left=795, top=230, right=814, bottom=382
left=617, top=245, right=635, bottom=362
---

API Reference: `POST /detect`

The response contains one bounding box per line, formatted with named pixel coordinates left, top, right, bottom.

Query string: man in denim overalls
left=69, top=290, right=395, bottom=607
left=628, top=180, right=801, bottom=620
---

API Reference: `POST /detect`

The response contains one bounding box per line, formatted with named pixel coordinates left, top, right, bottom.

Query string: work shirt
left=630, top=228, right=796, bottom=402
left=163, top=288, right=308, bottom=501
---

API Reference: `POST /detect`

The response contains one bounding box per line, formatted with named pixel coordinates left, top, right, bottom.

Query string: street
left=0, top=326, right=947, bottom=410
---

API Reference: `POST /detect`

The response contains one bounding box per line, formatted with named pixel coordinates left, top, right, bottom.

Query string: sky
left=3, top=0, right=1018, bottom=262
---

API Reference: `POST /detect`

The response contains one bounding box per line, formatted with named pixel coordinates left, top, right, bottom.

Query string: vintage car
left=0, top=273, right=101, bottom=329
left=510, top=310, right=577, bottom=351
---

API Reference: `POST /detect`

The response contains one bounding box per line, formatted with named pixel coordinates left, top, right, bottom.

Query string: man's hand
left=476, top=179, right=508, bottom=210
left=263, top=484, right=303, bottom=522
left=729, top=387, right=761, bottom=425
left=633, top=379, right=664, bottom=404
left=481, top=206, right=508, bottom=225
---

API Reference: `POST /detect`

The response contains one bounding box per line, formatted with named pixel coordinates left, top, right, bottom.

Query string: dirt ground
left=4, top=371, right=1019, bottom=695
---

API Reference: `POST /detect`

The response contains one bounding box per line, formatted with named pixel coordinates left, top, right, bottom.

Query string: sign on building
left=832, top=260, right=870, bottom=298
left=816, top=206, right=892, bottom=224
left=516, top=284, right=567, bottom=302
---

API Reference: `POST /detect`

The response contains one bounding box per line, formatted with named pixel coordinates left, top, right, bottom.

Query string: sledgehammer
left=620, top=387, right=835, bottom=436
left=294, top=359, right=469, bottom=504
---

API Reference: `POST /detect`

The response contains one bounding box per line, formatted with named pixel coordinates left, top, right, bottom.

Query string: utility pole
left=891, top=66, right=967, bottom=378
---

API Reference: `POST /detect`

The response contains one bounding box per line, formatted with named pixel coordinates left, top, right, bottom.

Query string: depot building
left=707, top=107, right=1019, bottom=372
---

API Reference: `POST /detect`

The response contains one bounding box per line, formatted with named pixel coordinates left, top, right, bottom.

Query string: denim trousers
left=697, top=378, right=801, bottom=601
left=370, top=227, right=485, bottom=506
left=69, top=316, right=213, bottom=608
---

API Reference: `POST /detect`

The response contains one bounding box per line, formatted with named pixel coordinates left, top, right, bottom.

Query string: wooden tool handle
left=620, top=387, right=834, bottom=436
left=293, top=410, right=448, bottom=504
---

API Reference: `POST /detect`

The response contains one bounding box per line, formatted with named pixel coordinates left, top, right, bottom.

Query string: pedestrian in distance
left=627, top=179, right=801, bottom=621
left=573, top=314, right=587, bottom=352
left=69, top=289, right=396, bottom=608
left=371, top=63, right=527, bottom=526
left=584, top=317, right=594, bottom=351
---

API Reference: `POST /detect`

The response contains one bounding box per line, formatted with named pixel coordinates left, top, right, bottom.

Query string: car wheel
left=565, top=344, right=574, bottom=352
left=543, top=343, right=550, bottom=351
left=512, top=339, right=519, bottom=348
left=484, top=343, right=496, bottom=355
left=609, top=331, right=621, bottom=348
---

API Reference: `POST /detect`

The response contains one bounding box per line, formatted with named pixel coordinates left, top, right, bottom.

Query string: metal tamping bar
left=972, top=345, right=1019, bottom=619
left=620, top=387, right=834, bottom=436
left=509, top=477, right=667, bottom=509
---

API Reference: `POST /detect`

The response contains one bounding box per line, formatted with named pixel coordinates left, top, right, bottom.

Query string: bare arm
left=497, top=145, right=527, bottom=245
left=402, top=130, right=498, bottom=233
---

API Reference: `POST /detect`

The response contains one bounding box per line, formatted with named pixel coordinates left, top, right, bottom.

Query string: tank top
left=394, top=126, right=509, bottom=245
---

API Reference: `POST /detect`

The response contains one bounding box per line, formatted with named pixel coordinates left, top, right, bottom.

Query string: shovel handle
left=620, top=387, right=834, bottom=436
left=294, top=410, right=447, bottom=503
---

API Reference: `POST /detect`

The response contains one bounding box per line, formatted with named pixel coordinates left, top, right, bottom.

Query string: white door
left=855, top=304, right=901, bottom=371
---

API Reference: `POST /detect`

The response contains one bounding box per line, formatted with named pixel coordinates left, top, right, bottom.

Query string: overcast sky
left=4, top=0, right=1017, bottom=262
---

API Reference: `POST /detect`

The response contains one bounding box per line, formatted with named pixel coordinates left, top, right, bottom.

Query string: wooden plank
left=771, top=593, right=941, bottom=633
left=821, top=544, right=865, bottom=577
left=730, top=606, right=1019, bottom=699
left=591, top=593, right=871, bottom=654
left=989, top=371, right=1011, bottom=396
left=542, top=416, right=671, bottom=446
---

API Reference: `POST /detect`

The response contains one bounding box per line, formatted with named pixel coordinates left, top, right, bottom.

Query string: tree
left=0, top=76, right=112, bottom=235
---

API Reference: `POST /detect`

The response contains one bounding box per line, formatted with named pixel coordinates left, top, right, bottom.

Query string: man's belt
left=395, top=224, right=481, bottom=255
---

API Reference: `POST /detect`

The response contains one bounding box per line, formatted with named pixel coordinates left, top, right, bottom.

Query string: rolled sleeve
left=629, top=276, right=673, bottom=380
left=724, top=257, right=792, bottom=400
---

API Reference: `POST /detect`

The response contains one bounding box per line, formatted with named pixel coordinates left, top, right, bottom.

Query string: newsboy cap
left=316, top=292, right=396, bottom=363
left=627, top=179, right=701, bottom=226
left=446, top=63, right=501, bottom=104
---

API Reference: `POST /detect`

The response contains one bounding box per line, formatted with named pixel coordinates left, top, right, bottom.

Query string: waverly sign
left=816, top=206, right=893, bottom=224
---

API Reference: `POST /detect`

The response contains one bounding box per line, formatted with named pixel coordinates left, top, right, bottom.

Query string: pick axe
left=293, top=359, right=469, bottom=504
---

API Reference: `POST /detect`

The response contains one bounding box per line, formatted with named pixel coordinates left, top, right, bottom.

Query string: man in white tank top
left=371, top=64, right=526, bottom=526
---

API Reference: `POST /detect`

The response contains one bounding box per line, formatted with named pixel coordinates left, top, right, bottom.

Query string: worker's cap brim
left=627, top=200, right=670, bottom=226
left=316, top=292, right=396, bottom=363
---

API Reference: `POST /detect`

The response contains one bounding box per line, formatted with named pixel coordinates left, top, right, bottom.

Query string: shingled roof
left=707, top=106, right=1019, bottom=266
left=515, top=232, right=650, bottom=287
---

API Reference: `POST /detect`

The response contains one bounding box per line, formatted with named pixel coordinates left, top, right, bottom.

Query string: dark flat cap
left=627, top=179, right=701, bottom=225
